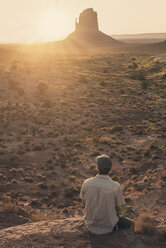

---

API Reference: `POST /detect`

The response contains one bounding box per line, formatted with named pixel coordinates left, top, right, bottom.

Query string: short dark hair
left=96, top=154, right=112, bottom=175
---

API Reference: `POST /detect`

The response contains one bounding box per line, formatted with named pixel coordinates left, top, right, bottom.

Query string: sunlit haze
left=0, top=0, right=166, bottom=43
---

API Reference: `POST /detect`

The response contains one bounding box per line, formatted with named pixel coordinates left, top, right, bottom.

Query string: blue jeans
left=113, top=216, right=134, bottom=231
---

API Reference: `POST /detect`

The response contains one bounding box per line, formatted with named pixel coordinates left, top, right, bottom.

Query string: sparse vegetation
left=135, top=214, right=156, bottom=235
left=0, top=202, right=20, bottom=214
left=0, top=52, right=165, bottom=235
left=37, top=182, right=48, bottom=189
left=130, top=71, right=145, bottom=81
left=37, top=81, right=48, bottom=95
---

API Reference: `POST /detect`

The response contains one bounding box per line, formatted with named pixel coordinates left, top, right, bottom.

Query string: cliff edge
left=0, top=217, right=165, bottom=248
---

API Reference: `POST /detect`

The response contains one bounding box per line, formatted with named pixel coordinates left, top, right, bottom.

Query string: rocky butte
left=65, top=8, right=123, bottom=50
left=36, top=8, right=166, bottom=54
left=75, top=8, right=99, bottom=32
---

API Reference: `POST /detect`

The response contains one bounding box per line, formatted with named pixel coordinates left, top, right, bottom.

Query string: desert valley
left=0, top=6, right=166, bottom=248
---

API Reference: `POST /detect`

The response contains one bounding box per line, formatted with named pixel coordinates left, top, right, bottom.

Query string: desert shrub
left=11, top=179, right=18, bottom=184
left=42, top=99, right=53, bottom=108
left=133, top=125, right=148, bottom=135
left=130, top=71, right=145, bottom=81
left=24, top=176, right=33, bottom=183
left=62, top=208, right=69, bottom=214
left=47, top=165, right=54, bottom=170
left=30, top=210, right=48, bottom=222
left=90, top=151, right=100, bottom=157
left=135, top=214, right=156, bottom=235
left=8, top=79, right=19, bottom=90
left=90, top=164, right=96, bottom=170
left=129, top=167, right=138, bottom=174
left=109, top=126, right=123, bottom=133
left=112, top=175, right=118, bottom=181
left=33, top=144, right=45, bottom=151
left=143, top=143, right=158, bottom=157
left=69, top=176, right=76, bottom=182
left=37, top=182, right=48, bottom=189
left=37, top=174, right=46, bottom=180
left=160, top=73, right=166, bottom=80
left=161, top=174, right=166, bottom=181
left=37, top=81, right=48, bottom=94
left=9, top=168, right=17, bottom=173
left=141, top=81, right=149, bottom=91
left=0, top=202, right=19, bottom=213
left=99, top=81, right=107, bottom=87
left=99, top=136, right=113, bottom=144
left=51, top=191, right=58, bottom=197
left=79, top=75, right=88, bottom=84
left=8, top=79, right=25, bottom=95
left=16, top=87, right=25, bottom=96
left=47, top=159, right=53, bottom=164
left=128, top=62, right=138, bottom=69
left=12, top=64, right=18, bottom=70
left=0, top=173, right=6, bottom=181
left=17, top=168, right=24, bottom=173
left=64, top=186, right=78, bottom=198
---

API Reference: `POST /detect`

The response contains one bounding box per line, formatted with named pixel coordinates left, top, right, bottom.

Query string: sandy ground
left=0, top=50, right=165, bottom=246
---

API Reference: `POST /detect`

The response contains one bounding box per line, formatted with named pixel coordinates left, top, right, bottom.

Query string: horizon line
left=0, top=31, right=166, bottom=45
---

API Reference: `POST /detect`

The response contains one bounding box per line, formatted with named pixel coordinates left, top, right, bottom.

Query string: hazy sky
left=0, top=0, right=166, bottom=43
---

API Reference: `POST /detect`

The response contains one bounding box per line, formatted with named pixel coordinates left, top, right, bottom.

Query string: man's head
left=96, top=154, right=112, bottom=175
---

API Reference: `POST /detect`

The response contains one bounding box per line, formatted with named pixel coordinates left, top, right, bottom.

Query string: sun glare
left=35, top=10, right=69, bottom=42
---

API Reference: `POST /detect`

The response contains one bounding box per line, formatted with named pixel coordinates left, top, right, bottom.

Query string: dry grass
left=135, top=214, right=157, bottom=235
left=0, top=202, right=20, bottom=214
left=30, top=209, right=57, bottom=222
left=30, top=210, right=47, bottom=222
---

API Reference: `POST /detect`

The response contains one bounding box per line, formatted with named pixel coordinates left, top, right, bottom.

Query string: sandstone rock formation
left=65, top=8, right=123, bottom=50
left=0, top=217, right=165, bottom=248
left=75, top=8, right=99, bottom=32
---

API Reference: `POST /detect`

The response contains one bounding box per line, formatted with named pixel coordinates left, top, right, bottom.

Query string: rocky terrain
left=0, top=5, right=165, bottom=247
left=0, top=47, right=166, bottom=247
left=0, top=216, right=166, bottom=248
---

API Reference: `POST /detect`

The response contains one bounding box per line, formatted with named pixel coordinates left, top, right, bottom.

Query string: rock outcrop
left=0, top=217, right=165, bottom=248
left=65, top=8, right=123, bottom=50
left=75, top=8, right=99, bottom=32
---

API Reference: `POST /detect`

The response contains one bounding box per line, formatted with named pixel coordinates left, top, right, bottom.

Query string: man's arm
left=116, top=204, right=126, bottom=216
left=115, top=184, right=126, bottom=216
left=79, top=182, right=85, bottom=206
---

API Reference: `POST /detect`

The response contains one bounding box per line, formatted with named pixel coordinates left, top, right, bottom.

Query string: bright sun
left=35, top=10, right=69, bottom=42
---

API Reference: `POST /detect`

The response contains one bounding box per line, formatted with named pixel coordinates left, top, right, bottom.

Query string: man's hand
left=116, top=205, right=126, bottom=216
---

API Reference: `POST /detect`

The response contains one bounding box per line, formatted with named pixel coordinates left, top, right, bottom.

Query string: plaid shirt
left=80, top=174, right=125, bottom=234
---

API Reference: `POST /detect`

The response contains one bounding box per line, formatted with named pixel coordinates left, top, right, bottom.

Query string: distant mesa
left=65, top=8, right=123, bottom=49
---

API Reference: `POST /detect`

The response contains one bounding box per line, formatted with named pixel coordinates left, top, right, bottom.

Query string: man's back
left=80, top=174, right=125, bottom=234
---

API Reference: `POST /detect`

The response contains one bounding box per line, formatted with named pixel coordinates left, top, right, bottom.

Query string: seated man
left=80, top=154, right=133, bottom=235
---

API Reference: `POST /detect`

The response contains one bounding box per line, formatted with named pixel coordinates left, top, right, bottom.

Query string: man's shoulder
left=81, top=176, right=122, bottom=191
left=111, top=179, right=120, bottom=186
left=111, top=180, right=121, bottom=190
left=82, top=177, right=96, bottom=185
left=82, top=176, right=121, bottom=187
